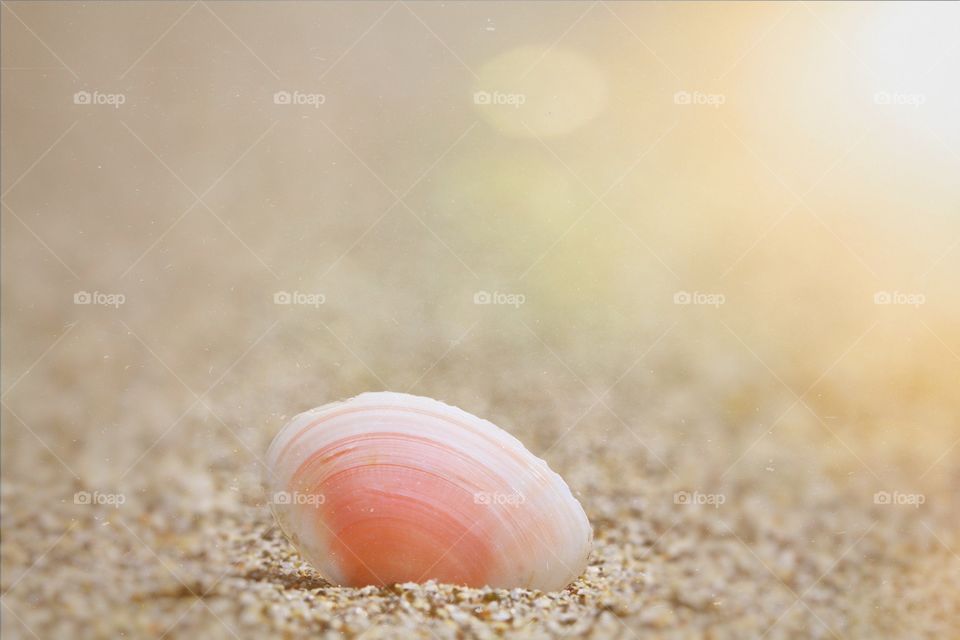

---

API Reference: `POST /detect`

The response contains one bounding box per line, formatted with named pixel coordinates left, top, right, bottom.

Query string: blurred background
left=2, top=2, right=959, bottom=638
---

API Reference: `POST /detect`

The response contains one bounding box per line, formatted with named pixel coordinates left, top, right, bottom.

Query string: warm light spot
left=473, top=46, right=607, bottom=138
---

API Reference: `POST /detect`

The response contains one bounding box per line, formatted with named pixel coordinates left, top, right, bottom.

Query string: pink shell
left=266, top=392, right=592, bottom=591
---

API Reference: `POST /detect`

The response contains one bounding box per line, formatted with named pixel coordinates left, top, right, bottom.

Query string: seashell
left=266, top=391, right=592, bottom=591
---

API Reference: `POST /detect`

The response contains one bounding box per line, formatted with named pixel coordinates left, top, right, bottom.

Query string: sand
left=2, top=371, right=957, bottom=639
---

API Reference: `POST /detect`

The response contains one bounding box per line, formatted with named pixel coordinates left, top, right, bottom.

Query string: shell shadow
left=243, top=567, right=334, bottom=591
left=245, top=524, right=335, bottom=591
